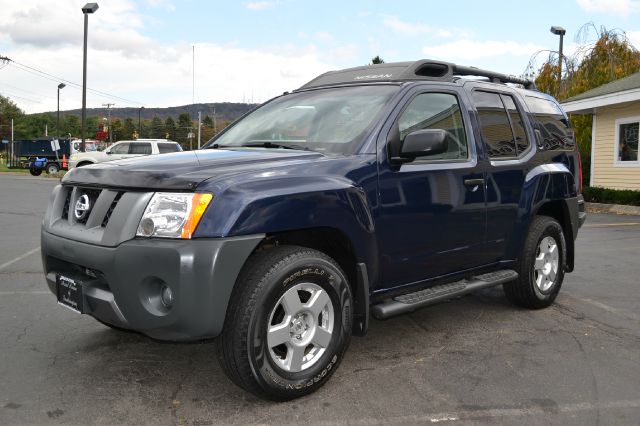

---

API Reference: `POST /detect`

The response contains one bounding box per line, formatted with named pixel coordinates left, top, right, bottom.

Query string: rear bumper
left=577, top=194, right=587, bottom=228
left=41, top=230, right=263, bottom=341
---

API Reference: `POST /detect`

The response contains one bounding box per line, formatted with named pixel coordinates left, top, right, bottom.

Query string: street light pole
left=138, top=106, right=145, bottom=137
left=81, top=3, right=99, bottom=152
left=550, top=26, right=566, bottom=95
left=57, top=83, right=66, bottom=139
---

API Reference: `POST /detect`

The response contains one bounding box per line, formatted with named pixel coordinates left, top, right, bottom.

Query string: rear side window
left=472, top=91, right=530, bottom=158
left=158, top=143, right=182, bottom=153
left=525, top=96, right=575, bottom=150
left=129, top=143, right=152, bottom=155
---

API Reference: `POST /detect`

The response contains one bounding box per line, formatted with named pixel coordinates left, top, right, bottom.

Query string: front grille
left=59, top=186, right=125, bottom=228
left=102, top=192, right=123, bottom=228
left=61, top=190, right=72, bottom=220
left=47, top=185, right=151, bottom=247
left=75, top=188, right=101, bottom=224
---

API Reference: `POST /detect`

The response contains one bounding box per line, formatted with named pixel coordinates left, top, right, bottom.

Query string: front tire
left=217, top=245, right=353, bottom=401
left=504, top=215, right=566, bottom=309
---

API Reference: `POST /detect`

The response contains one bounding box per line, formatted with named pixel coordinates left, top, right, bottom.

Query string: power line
left=0, top=90, right=41, bottom=104
left=6, top=58, right=144, bottom=106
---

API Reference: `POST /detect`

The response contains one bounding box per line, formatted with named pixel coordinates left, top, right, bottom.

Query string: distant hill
left=51, top=102, right=257, bottom=123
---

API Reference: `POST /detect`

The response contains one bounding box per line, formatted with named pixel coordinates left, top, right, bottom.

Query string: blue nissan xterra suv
left=41, top=60, right=586, bottom=400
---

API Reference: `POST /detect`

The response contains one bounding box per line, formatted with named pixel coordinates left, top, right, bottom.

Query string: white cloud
left=423, top=39, right=544, bottom=61
left=147, top=0, right=176, bottom=11
left=245, top=1, right=276, bottom=11
left=0, top=0, right=340, bottom=114
left=576, top=0, right=640, bottom=16
left=314, top=31, right=334, bottom=42
left=382, top=16, right=452, bottom=38
left=626, top=30, right=640, bottom=48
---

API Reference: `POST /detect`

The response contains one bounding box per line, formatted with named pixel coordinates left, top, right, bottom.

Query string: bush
left=583, top=186, right=640, bottom=206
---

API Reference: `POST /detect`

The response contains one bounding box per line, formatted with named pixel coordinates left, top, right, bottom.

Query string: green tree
left=202, top=115, right=214, bottom=127
left=177, top=113, right=193, bottom=149
left=111, top=119, right=124, bottom=142
left=150, top=116, right=164, bottom=138
left=123, top=118, right=136, bottom=139
left=164, top=116, right=177, bottom=140
left=0, top=95, right=25, bottom=141
left=371, top=56, right=385, bottom=64
left=534, top=25, right=640, bottom=186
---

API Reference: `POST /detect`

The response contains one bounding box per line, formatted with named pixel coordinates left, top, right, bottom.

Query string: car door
left=469, top=88, right=535, bottom=263
left=375, top=87, right=488, bottom=289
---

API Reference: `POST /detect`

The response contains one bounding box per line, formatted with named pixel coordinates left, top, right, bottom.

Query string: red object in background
left=95, top=131, right=108, bottom=141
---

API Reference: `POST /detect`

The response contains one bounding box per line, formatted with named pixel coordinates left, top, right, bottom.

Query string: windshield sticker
left=354, top=74, right=393, bottom=80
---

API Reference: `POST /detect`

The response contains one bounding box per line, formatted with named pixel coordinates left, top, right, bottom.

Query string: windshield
left=205, top=85, right=399, bottom=154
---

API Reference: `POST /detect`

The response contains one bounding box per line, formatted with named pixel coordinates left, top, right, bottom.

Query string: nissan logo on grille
left=74, top=194, right=92, bottom=220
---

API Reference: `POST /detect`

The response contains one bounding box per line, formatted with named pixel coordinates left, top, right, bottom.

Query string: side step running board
left=371, top=270, right=518, bottom=320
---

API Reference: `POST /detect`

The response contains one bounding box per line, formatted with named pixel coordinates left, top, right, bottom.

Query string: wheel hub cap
left=267, top=282, right=334, bottom=373
left=534, top=236, right=559, bottom=292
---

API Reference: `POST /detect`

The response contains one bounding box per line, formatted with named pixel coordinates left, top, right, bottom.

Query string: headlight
left=136, top=192, right=213, bottom=239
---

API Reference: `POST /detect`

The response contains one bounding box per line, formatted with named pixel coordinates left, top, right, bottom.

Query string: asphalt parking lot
left=0, top=173, right=639, bottom=425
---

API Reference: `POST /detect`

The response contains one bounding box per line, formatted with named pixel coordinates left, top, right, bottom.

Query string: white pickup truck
left=69, top=139, right=182, bottom=169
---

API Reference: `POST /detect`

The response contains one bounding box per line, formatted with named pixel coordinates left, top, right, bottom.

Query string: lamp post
left=550, top=26, right=566, bottom=95
left=57, top=83, right=65, bottom=139
left=138, top=106, right=145, bottom=138
left=81, top=2, right=99, bottom=152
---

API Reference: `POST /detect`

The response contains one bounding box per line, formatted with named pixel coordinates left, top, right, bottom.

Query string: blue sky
left=2, top=0, right=640, bottom=113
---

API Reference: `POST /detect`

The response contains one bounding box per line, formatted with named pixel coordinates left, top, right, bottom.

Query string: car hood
left=62, top=148, right=326, bottom=190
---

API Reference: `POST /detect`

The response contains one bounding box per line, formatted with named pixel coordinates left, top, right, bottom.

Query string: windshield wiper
left=241, top=141, right=310, bottom=151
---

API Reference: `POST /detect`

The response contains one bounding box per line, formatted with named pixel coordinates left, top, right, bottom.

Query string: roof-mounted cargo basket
left=297, top=59, right=536, bottom=90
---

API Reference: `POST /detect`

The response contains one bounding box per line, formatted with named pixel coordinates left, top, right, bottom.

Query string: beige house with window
left=562, top=73, right=640, bottom=190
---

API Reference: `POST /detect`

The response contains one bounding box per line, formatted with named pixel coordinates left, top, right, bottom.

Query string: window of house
left=616, top=120, right=639, bottom=164
left=397, top=92, right=468, bottom=161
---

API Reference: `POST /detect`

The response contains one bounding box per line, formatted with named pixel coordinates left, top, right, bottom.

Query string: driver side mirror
left=105, top=150, right=112, bottom=155
left=399, top=129, right=449, bottom=160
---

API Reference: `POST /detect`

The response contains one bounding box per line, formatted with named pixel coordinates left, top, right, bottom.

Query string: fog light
left=160, top=285, right=174, bottom=308
left=139, top=218, right=155, bottom=237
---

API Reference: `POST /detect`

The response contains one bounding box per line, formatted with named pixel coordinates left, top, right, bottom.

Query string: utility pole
left=102, top=103, right=114, bottom=143
left=213, top=106, right=217, bottom=133
left=197, top=111, right=201, bottom=149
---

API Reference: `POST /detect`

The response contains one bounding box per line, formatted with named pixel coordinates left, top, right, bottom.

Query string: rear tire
left=504, top=215, right=566, bottom=309
left=217, top=245, right=353, bottom=401
left=46, top=163, right=60, bottom=174
left=29, top=168, right=42, bottom=176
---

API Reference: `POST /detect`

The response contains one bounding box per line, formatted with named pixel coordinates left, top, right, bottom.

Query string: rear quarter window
left=525, top=96, right=575, bottom=150
left=158, top=143, right=182, bottom=153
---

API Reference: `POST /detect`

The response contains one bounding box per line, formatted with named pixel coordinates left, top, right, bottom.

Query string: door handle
left=464, top=178, right=485, bottom=187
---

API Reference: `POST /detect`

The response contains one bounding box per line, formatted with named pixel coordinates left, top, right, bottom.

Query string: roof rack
left=297, top=60, right=536, bottom=90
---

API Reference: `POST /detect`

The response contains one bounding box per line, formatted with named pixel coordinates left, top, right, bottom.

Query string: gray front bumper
left=41, top=230, right=263, bottom=341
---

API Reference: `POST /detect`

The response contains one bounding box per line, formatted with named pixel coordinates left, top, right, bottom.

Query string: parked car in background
left=68, top=139, right=182, bottom=169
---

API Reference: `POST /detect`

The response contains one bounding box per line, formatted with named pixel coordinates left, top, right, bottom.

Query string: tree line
left=0, top=99, right=229, bottom=150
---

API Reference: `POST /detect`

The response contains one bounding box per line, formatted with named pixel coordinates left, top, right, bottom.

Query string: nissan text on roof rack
left=40, top=59, right=586, bottom=400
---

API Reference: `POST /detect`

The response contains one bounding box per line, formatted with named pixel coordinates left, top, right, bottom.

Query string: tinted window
left=110, top=143, right=130, bottom=154
left=472, top=91, right=516, bottom=158
left=525, top=96, right=575, bottom=150
left=398, top=93, right=468, bottom=161
left=502, top=95, right=529, bottom=154
left=158, top=143, right=182, bottom=153
left=129, top=143, right=152, bottom=155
